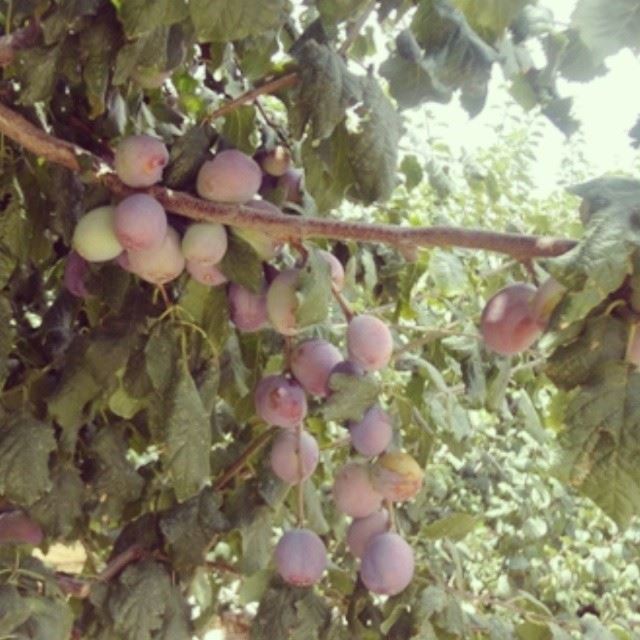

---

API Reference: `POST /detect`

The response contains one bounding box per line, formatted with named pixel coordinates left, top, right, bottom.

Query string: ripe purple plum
left=360, top=532, right=415, bottom=596
left=186, top=260, right=227, bottom=287
left=254, top=375, right=307, bottom=429
left=114, top=134, right=168, bottom=187
left=127, top=227, right=185, bottom=285
left=229, top=283, right=269, bottom=332
left=330, top=360, right=365, bottom=377
left=266, top=269, right=300, bottom=336
left=480, top=283, right=543, bottom=356
left=278, top=168, right=303, bottom=204
left=290, top=339, right=342, bottom=397
left=333, top=463, right=383, bottom=518
left=261, top=146, right=292, bottom=177
left=347, top=315, right=393, bottom=372
left=371, top=452, right=423, bottom=503
left=182, top=222, right=228, bottom=265
left=114, top=194, right=167, bottom=252
left=63, top=251, right=90, bottom=298
left=72, top=206, right=123, bottom=262
left=196, top=150, right=261, bottom=203
left=0, top=510, right=43, bottom=545
left=318, top=250, right=345, bottom=291
left=269, top=430, right=319, bottom=484
left=349, top=405, right=393, bottom=458
left=346, top=509, right=390, bottom=558
left=274, top=528, right=327, bottom=587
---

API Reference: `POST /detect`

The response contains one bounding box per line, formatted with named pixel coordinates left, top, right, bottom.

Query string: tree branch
left=0, top=101, right=578, bottom=260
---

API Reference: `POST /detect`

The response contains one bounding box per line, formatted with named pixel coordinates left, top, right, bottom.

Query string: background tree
left=0, top=1, right=637, bottom=639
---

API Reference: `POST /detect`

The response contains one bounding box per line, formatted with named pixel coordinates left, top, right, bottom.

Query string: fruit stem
left=626, top=322, right=640, bottom=367
left=332, top=287, right=354, bottom=322
left=385, top=499, right=398, bottom=533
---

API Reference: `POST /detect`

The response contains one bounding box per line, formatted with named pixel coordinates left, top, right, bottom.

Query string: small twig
left=99, top=545, right=145, bottom=583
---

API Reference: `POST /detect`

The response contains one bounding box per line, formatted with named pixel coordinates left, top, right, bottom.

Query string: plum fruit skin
left=114, top=135, right=169, bottom=188
left=229, top=283, right=269, bottom=332
left=127, top=227, right=185, bottom=285
left=277, top=168, right=303, bottom=204
left=274, top=528, right=327, bottom=587
left=0, top=510, right=44, bottom=545
left=290, top=339, right=343, bottom=398
left=254, top=375, right=308, bottom=429
left=261, top=146, right=291, bottom=177
left=349, top=405, right=393, bottom=458
left=181, top=222, right=228, bottom=266
left=371, top=452, right=424, bottom=502
left=186, top=260, right=228, bottom=287
left=269, top=430, right=320, bottom=484
left=346, top=509, right=390, bottom=558
left=347, top=315, right=394, bottom=372
left=266, top=269, right=300, bottom=336
left=63, top=251, right=90, bottom=298
left=114, top=194, right=167, bottom=252
left=360, top=532, right=415, bottom=596
left=332, top=462, right=383, bottom=518
left=72, top=206, right=123, bottom=263
left=318, top=250, right=345, bottom=292
left=196, top=150, right=262, bottom=203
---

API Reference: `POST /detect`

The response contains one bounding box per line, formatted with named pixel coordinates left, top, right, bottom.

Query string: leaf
left=295, top=250, right=332, bottom=329
left=40, top=0, right=103, bottom=44
left=557, top=362, right=640, bottom=528
left=15, top=44, right=63, bottom=105
left=453, top=0, right=530, bottom=42
left=219, top=232, right=265, bottom=293
left=160, top=488, right=228, bottom=572
left=0, top=584, right=30, bottom=634
left=145, top=322, right=180, bottom=396
left=0, top=413, right=55, bottom=506
left=0, top=296, right=14, bottom=390
left=323, top=372, right=380, bottom=422
left=165, top=364, right=212, bottom=501
left=423, top=512, right=480, bottom=540
left=240, top=506, right=272, bottom=574
left=317, top=0, right=370, bottom=24
left=222, top=106, right=258, bottom=155
left=15, top=594, right=74, bottom=640
left=118, top=0, right=188, bottom=37
left=189, top=0, right=287, bottom=42
left=400, top=154, right=423, bottom=190
left=164, top=124, right=217, bottom=189
left=179, top=279, right=230, bottom=352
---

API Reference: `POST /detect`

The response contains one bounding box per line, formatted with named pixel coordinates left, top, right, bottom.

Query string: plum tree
left=186, top=261, right=228, bottom=287
left=114, top=134, right=168, bottom=187
left=371, top=452, right=424, bottom=502
left=274, top=528, right=327, bottom=587
left=480, top=283, right=543, bottom=355
left=228, top=283, right=269, bottom=332
left=318, top=250, right=345, bottom=291
left=269, top=430, right=320, bottom=484
left=347, top=315, right=394, bottom=372
left=72, top=206, right=123, bottom=262
left=349, top=405, right=393, bottom=458
left=290, top=339, right=343, bottom=397
left=63, top=251, right=90, bottom=298
left=260, top=146, right=292, bottom=177
left=266, top=269, right=300, bottom=336
left=254, top=375, right=308, bottom=428
left=0, top=510, right=43, bottom=545
left=114, top=194, right=167, bottom=252
left=127, top=227, right=185, bottom=285
left=181, top=222, right=228, bottom=266
left=360, top=532, right=415, bottom=596
left=196, top=149, right=262, bottom=203
left=346, top=509, right=390, bottom=559
left=333, top=463, right=383, bottom=518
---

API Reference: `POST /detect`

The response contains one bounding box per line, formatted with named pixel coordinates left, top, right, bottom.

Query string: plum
left=229, top=283, right=269, bottom=332
left=333, top=462, right=383, bottom=518
left=371, top=452, right=423, bottom=502
left=114, top=193, right=167, bottom=252
left=318, top=250, right=345, bottom=292
left=347, top=315, right=393, bottom=372
left=277, top=168, right=303, bottom=204
left=255, top=375, right=307, bottom=429
left=290, top=339, right=342, bottom=397
left=480, top=283, right=543, bottom=356
left=114, top=134, right=168, bottom=187
left=266, top=269, right=300, bottom=336
left=0, top=510, right=43, bottom=545
left=181, top=222, right=228, bottom=265
left=186, top=260, right=227, bottom=287
left=63, top=251, right=90, bottom=298
left=349, top=405, right=393, bottom=458
left=72, top=205, right=123, bottom=262
left=127, top=226, right=185, bottom=285
left=274, top=528, right=327, bottom=587
left=261, top=146, right=292, bottom=177
left=269, top=429, right=319, bottom=484
left=346, top=509, right=390, bottom=558
left=360, top=532, right=415, bottom=596
left=196, top=150, right=261, bottom=203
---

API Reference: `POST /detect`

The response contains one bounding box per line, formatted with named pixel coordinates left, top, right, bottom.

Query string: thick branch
left=0, top=101, right=577, bottom=260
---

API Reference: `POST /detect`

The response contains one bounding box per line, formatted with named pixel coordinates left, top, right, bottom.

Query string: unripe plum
left=360, top=532, right=415, bottom=596
left=371, top=452, right=423, bottom=502
left=72, top=206, right=123, bottom=262
left=269, top=430, right=319, bottom=484
left=290, top=339, right=342, bottom=397
left=182, top=222, right=228, bottom=265
left=480, top=283, right=542, bottom=356
left=229, top=283, right=269, bottom=332
left=333, top=463, right=383, bottom=518
left=261, top=146, right=292, bottom=177
left=274, top=528, right=327, bottom=587
left=0, top=510, right=43, bottom=545
left=127, top=227, right=185, bottom=285
left=278, top=168, right=303, bottom=204
left=266, top=269, right=300, bottom=336
left=186, top=260, right=227, bottom=287
left=255, top=375, right=307, bottom=429
left=63, top=251, right=90, bottom=298
left=196, top=150, right=261, bottom=203
left=114, top=134, right=168, bottom=187
left=346, top=509, right=390, bottom=558
left=347, top=315, right=393, bottom=372
left=349, top=405, right=393, bottom=458
left=318, top=250, right=345, bottom=291
left=114, top=194, right=167, bottom=252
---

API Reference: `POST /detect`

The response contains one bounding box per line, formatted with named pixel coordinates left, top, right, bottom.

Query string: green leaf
left=323, top=372, right=380, bottom=422
left=0, top=584, right=30, bottom=634
left=240, top=506, right=272, bottom=574
left=118, top=0, right=188, bottom=37
left=15, top=44, right=63, bottom=105
left=222, top=106, right=258, bottom=155
left=219, top=232, right=265, bottom=293
left=189, top=0, right=287, bottom=42
left=423, top=512, right=480, bottom=540
left=0, top=413, right=55, bottom=506
left=164, top=124, right=217, bottom=189
left=453, top=0, right=530, bottom=42
left=15, top=594, right=74, bottom=640
left=295, top=250, right=332, bottom=329
left=400, top=154, right=424, bottom=190
left=0, top=296, right=14, bottom=390
left=145, top=322, right=180, bottom=396
left=165, top=364, right=212, bottom=501
left=317, top=0, right=370, bottom=24
left=179, top=279, right=230, bottom=352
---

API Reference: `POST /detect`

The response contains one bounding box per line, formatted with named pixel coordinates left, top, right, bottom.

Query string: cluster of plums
left=258, top=312, right=424, bottom=595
